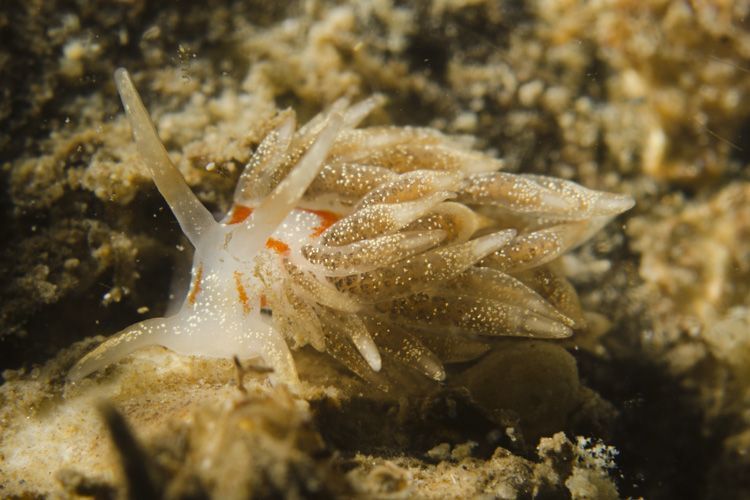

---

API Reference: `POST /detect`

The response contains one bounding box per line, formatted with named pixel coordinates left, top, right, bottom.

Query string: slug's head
left=115, top=68, right=380, bottom=261
left=68, top=69, right=374, bottom=385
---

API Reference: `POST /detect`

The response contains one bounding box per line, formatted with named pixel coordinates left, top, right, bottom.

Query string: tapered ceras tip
left=114, top=67, right=128, bottom=85
left=594, top=193, right=636, bottom=216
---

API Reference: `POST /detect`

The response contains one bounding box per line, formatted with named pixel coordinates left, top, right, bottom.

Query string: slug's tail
left=67, top=317, right=171, bottom=381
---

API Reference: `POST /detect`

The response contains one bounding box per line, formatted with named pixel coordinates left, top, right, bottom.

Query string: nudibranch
left=69, top=68, right=634, bottom=388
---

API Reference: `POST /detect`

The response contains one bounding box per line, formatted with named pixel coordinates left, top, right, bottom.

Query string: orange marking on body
left=265, top=238, right=290, bottom=254
left=303, top=208, right=341, bottom=237
left=229, top=204, right=253, bottom=224
left=260, top=294, right=268, bottom=309
left=233, top=271, right=251, bottom=314
left=187, top=263, right=203, bottom=305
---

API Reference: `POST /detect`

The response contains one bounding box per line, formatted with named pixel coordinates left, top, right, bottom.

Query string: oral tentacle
left=114, top=68, right=216, bottom=247
left=68, top=316, right=173, bottom=381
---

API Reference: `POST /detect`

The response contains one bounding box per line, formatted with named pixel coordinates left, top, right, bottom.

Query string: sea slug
left=69, top=68, right=634, bottom=388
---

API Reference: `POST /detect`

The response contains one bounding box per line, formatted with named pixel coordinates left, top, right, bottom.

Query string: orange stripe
left=303, top=208, right=341, bottom=237
left=229, top=204, right=253, bottom=224
left=260, top=294, right=268, bottom=309
left=187, top=263, right=203, bottom=305
left=265, top=238, right=290, bottom=254
left=233, top=271, right=251, bottom=314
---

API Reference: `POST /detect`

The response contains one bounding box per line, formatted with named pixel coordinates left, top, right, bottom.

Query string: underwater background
left=1, top=1, right=749, bottom=498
